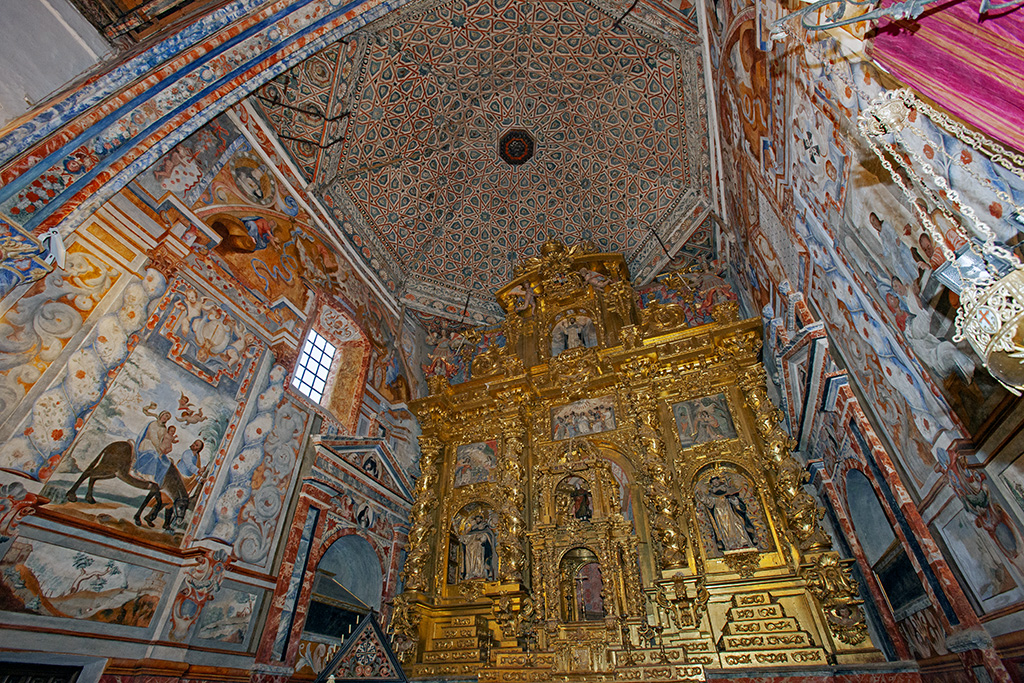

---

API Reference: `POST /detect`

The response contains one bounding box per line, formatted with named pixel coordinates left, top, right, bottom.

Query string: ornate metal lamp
left=858, top=89, right=1024, bottom=393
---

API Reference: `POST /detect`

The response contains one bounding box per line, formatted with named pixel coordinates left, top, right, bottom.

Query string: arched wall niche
left=843, top=467, right=931, bottom=622
left=557, top=546, right=606, bottom=623
left=689, top=462, right=777, bottom=563
left=313, top=534, right=383, bottom=612
left=446, top=501, right=499, bottom=584
left=845, top=468, right=897, bottom=567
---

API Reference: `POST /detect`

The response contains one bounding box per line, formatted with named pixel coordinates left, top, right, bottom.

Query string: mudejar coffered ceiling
left=257, top=0, right=712, bottom=323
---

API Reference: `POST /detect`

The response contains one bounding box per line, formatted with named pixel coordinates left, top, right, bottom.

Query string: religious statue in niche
left=556, top=476, right=593, bottom=523
left=452, top=440, right=497, bottom=488
left=551, top=396, right=616, bottom=441
left=694, top=471, right=770, bottom=557
left=550, top=313, right=598, bottom=356
left=448, top=502, right=498, bottom=583
left=672, top=393, right=737, bottom=449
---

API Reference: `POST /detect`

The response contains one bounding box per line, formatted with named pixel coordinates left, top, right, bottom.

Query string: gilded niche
left=393, top=242, right=880, bottom=682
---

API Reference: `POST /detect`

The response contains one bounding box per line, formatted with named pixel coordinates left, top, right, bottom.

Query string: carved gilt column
left=738, top=363, right=869, bottom=646
left=623, top=362, right=687, bottom=570
left=498, top=403, right=528, bottom=584
left=401, top=433, right=444, bottom=594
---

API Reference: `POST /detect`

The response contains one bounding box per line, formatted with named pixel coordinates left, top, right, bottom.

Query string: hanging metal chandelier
left=858, top=89, right=1024, bottom=394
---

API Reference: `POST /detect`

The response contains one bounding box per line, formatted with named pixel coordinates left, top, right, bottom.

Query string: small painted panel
left=453, top=440, right=497, bottom=488
left=1000, top=453, right=1024, bottom=513
left=672, top=393, right=737, bottom=449
left=551, top=396, right=616, bottom=441
left=940, top=510, right=1018, bottom=604
left=694, top=471, right=772, bottom=558
left=194, top=586, right=259, bottom=645
left=0, top=538, right=166, bottom=628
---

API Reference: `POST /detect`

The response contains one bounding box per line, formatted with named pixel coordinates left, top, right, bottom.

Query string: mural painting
left=0, top=538, right=166, bottom=628
left=0, top=244, right=120, bottom=428
left=448, top=502, right=498, bottom=583
left=694, top=470, right=771, bottom=558
left=194, top=586, right=259, bottom=645
left=39, top=285, right=259, bottom=545
left=939, top=511, right=1018, bottom=606
left=840, top=159, right=1006, bottom=437
left=551, top=396, right=617, bottom=441
left=672, top=393, right=737, bottom=449
left=452, top=441, right=497, bottom=488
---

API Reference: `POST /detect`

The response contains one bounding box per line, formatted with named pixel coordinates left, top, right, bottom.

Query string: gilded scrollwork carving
left=401, top=435, right=444, bottom=593
left=802, top=552, right=869, bottom=646
left=738, top=365, right=831, bottom=554
left=626, top=387, right=687, bottom=569
left=641, top=301, right=691, bottom=337
left=399, top=242, right=880, bottom=679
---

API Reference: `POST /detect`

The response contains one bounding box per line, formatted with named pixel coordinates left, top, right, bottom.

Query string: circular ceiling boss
left=498, top=129, right=535, bottom=166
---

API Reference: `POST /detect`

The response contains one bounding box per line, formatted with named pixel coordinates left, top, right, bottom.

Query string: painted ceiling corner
left=253, top=0, right=713, bottom=324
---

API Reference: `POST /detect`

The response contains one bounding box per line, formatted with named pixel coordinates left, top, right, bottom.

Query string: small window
left=292, top=329, right=336, bottom=403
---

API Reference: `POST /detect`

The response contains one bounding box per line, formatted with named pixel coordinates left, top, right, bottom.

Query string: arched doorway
left=559, top=547, right=605, bottom=622
left=304, top=535, right=382, bottom=639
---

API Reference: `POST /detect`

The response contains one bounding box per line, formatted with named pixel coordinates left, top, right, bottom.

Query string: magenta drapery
left=868, top=0, right=1024, bottom=154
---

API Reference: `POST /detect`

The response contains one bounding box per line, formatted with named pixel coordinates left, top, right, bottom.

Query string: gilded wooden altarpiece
left=392, top=242, right=882, bottom=681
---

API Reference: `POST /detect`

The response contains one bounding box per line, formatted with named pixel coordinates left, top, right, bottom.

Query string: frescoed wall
left=0, top=89, right=421, bottom=678
left=0, top=0, right=1021, bottom=679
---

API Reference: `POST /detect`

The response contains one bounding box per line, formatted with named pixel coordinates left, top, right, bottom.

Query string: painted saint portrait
left=453, top=440, right=497, bottom=488
left=694, top=471, right=771, bottom=558
left=672, top=393, right=737, bottom=449
left=231, top=155, right=276, bottom=206
left=551, top=396, right=616, bottom=441
left=448, top=502, right=498, bottom=583
left=550, top=314, right=598, bottom=357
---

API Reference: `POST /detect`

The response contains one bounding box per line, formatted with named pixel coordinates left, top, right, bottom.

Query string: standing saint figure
left=461, top=514, right=495, bottom=580
left=699, top=475, right=758, bottom=552
left=572, top=484, right=593, bottom=521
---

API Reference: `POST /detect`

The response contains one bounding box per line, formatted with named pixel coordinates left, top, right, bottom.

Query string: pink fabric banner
left=868, top=0, right=1024, bottom=154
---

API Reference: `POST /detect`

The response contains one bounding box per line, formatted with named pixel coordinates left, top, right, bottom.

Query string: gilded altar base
left=392, top=242, right=883, bottom=682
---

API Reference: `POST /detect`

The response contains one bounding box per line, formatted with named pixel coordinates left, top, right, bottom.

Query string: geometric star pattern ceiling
left=258, top=0, right=710, bottom=322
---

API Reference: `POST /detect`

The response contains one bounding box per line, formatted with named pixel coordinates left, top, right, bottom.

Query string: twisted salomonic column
left=738, top=364, right=868, bottom=645
left=498, top=410, right=529, bottom=583
left=400, top=434, right=444, bottom=593
left=626, top=375, right=687, bottom=569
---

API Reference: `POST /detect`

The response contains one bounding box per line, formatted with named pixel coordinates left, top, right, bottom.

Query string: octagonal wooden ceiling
left=256, top=0, right=711, bottom=323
